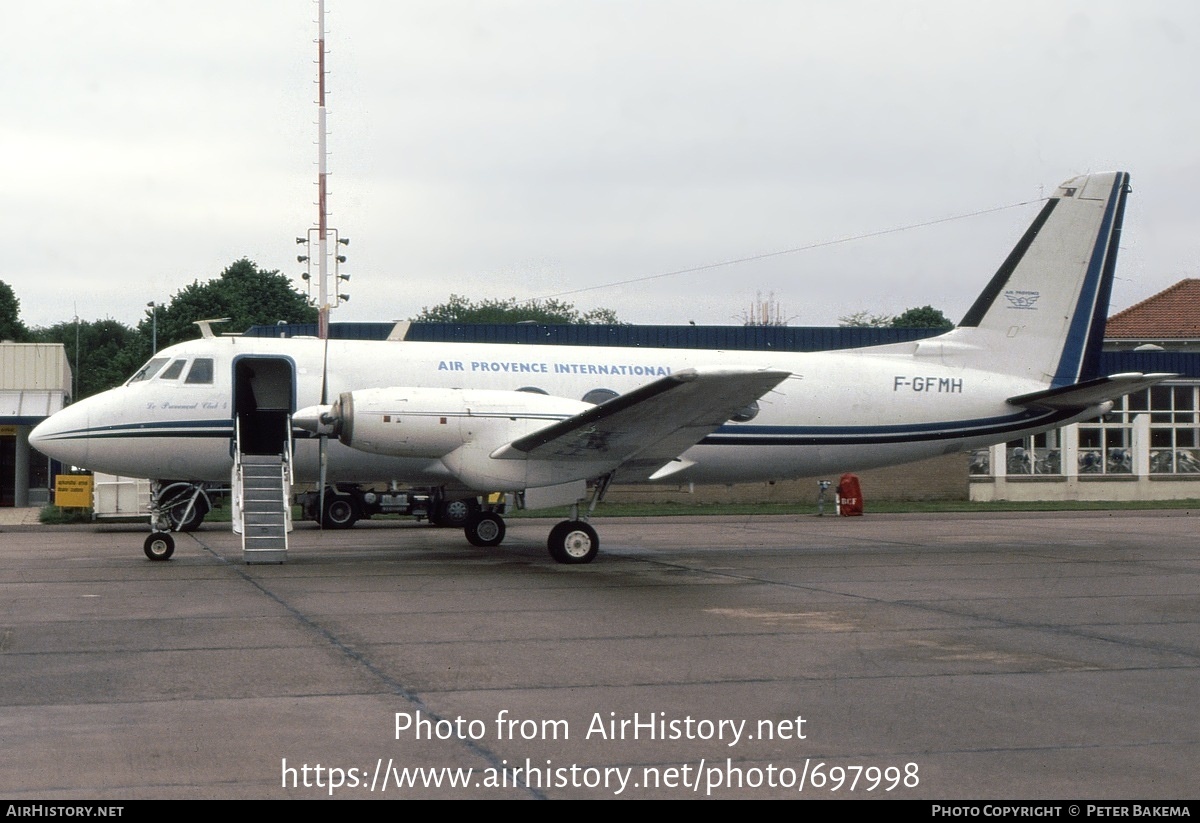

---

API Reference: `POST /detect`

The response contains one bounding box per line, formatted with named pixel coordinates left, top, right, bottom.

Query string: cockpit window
left=127, top=357, right=169, bottom=384
left=185, top=358, right=214, bottom=384
left=158, top=359, right=187, bottom=380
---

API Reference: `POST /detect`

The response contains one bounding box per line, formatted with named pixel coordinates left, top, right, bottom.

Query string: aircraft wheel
left=437, top=498, right=475, bottom=528
left=547, top=520, right=599, bottom=564
left=464, top=511, right=505, bottom=547
left=164, top=485, right=208, bottom=532
left=144, top=532, right=175, bottom=561
left=321, top=493, right=359, bottom=529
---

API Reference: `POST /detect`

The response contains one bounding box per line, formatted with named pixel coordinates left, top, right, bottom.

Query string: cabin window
left=729, top=400, right=760, bottom=423
left=128, top=357, right=169, bottom=384
left=582, top=388, right=618, bottom=405
left=185, top=358, right=215, bottom=385
left=158, top=359, right=187, bottom=380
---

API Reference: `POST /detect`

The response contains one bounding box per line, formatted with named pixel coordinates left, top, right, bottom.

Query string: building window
left=968, top=449, right=990, bottom=475
left=976, top=383, right=1200, bottom=480
left=1077, top=398, right=1133, bottom=474
left=1143, top=385, right=1200, bottom=474
left=1004, top=430, right=1062, bottom=475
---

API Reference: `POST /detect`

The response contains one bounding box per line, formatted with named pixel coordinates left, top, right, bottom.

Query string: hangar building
left=970, top=279, right=1200, bottom=502
left=1, top=343, right=71, bottom=507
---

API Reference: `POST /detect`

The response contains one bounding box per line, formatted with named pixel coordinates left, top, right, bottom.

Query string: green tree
left=24, top=260, right=316, bottom=397
left=413, top=294, right=620, bottom=324
left=838, top=310, right=894, bottom=328
left=31, top=319, right=143, bottom=399
left=839, top=305, right=954, bottom=329
left=890, top=305, right=954, bottom=329
left=0, top=280, right=30, bottom=341
left=145, top=258, right=317, bottom=349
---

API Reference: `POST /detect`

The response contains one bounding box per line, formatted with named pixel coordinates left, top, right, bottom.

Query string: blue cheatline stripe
left=1051, top=173, right=1128, bottom=388
left=369, top=412, right=571, bottom=421
left=704, top=408, right=1074, bottom=446
left=36, top=419, right=234, bottom=442
left=43, top=431, right=232, bottom=442
left=39, top=407, right=1075, bottom=450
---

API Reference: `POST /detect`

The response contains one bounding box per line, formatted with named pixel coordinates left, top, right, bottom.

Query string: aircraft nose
left=29, top=404, right=90, bottom=467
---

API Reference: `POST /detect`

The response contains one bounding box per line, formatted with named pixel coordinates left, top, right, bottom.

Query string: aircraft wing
left=490, top=367, right=790, bottom=479
left=1007, top=373, right=1175, bottom=411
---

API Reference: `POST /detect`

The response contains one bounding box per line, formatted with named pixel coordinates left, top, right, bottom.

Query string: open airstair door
left=231, top=356, right=296, bottom=564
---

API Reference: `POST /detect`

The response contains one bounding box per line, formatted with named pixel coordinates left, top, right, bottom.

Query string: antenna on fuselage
left=193, top=318, right=231, bottom=339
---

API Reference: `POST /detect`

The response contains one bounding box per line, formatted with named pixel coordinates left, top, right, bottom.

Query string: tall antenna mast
left=297, top=0, right=348, bottom=339
left=317, top=0, right=328, bottom=338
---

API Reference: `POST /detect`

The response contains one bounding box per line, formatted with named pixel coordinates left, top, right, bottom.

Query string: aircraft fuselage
left=33, top=333, right=1084, bottom=491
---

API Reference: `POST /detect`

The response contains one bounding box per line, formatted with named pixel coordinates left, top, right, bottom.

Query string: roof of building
left=1106, top=279, right=1200, bottom=340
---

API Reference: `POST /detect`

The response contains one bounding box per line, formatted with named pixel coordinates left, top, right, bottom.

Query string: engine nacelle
left=296, top=387, right=620, bottom=491
left=326, top=386, right=591, bottom=461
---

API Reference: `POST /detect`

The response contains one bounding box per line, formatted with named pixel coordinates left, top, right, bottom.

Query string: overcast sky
left=6, top=1, right=1199, bottom=331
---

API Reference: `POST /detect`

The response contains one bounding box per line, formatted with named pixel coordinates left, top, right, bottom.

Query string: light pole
left=73, top=313, right=80, bottom=400
left=146, top=301, right=157, bottom=354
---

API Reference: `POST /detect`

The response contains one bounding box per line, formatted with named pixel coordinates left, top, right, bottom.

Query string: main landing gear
left=547, top=520, right=599, bottom=564
left=464, top=511, right=506, bottom=547
left=462, top=511, right=600, bottom=563
left=428, top=496, right=478, bottom=528
left=161, top=481, right=210, bottom=532
left=463, top=477, right=610, bottom=564
left=320, top=492, right=359, bottom=529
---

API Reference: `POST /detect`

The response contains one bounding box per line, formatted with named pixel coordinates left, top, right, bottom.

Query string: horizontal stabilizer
left=491, top=367, right=790, bottom=477
left=1007, top=373, right=1174, bottom=411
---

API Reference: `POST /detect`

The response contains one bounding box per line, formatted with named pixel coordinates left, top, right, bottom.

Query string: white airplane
left=30, top=170, right=1166, bottom=565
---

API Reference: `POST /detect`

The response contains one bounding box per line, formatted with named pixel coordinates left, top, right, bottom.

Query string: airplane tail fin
left=932, top=171, right=1130, bottom=387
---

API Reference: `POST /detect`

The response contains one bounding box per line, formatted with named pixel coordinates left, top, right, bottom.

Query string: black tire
left=428, top=497, right=476, bottom=528
left=159, top=482, right=208, bottom=532
left=464, top=511, right=505, bottom=547
left=167, top=493, right=208, bottom=532
left=439, top=498, right=475, bottom=527
left=144, top=532, right=175, bottom=561
left=547, top=520, right=599, bottom=564
left=321, top=493, right=358, bottom=529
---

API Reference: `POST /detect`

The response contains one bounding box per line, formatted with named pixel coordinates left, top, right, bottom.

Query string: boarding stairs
left=232, top=418, right=293, bottom=564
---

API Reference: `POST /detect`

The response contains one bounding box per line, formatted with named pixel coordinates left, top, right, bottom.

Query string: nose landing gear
left=144, top=531, right=175, bottom=561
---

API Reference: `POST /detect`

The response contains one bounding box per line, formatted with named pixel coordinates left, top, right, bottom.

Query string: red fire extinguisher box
left=836, top=473, right=863, bottom=516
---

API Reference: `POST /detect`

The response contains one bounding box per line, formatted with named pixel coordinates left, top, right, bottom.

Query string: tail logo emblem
left=1005, top=290, right=1041, bottom=310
